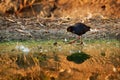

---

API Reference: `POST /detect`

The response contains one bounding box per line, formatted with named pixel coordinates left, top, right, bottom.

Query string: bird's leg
left=68, top=40, right=76, bottom=44
left=80, top=36, right=83, bottom=45
left=76, top=36, right=83, bottom=44
left=77, top=36, right=80, bottom=40
left=68, top=36, right=80, bottom=44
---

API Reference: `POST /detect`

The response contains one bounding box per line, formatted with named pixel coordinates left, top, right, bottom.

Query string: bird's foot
left=68, top=40, right=76, bottom=44
left=80, top=42, right=83, bottom=45
left=68, top=41, right=83, bottom=44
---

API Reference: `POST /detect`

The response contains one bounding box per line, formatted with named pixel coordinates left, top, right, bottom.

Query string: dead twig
left=4, top=17, right=16, bottom=22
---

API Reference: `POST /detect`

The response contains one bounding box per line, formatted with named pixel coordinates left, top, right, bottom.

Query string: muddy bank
left=0, top=16, right=120, bottom=42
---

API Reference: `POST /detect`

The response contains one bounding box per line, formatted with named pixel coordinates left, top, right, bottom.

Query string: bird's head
left=67, top=26, right=74, bottom=32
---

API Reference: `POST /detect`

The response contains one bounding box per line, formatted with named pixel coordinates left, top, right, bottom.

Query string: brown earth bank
left=0, top=0, right=120, bottom=18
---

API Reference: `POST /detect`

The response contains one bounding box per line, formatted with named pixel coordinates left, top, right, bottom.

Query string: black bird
left=67, top=23, right=90, bottom=44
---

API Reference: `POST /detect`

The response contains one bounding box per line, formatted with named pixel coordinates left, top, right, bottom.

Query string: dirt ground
left=0, top=16, right=120, bottom=42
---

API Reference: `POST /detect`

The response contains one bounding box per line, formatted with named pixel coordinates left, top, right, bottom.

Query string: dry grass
left=0, top=39, right=120, bottom=80
left=0, top=0, right=120, bottom=18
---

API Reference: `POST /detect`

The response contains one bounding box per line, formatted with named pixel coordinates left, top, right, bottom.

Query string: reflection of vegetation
left=66, top=52, right=91, bottom=64
left=34, top=53, right=47, bottom=62
left=0, top=39, right=119, bottom=80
